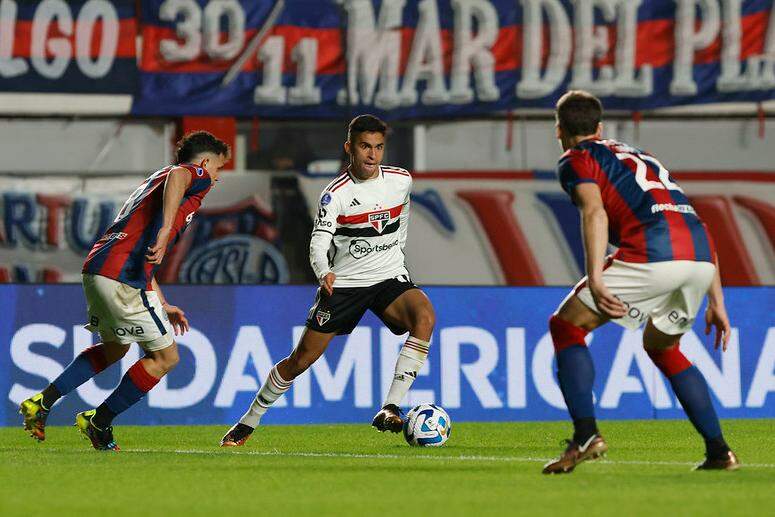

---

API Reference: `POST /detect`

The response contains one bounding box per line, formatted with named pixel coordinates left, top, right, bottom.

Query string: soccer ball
left=403, top=404, right=452, bottom=447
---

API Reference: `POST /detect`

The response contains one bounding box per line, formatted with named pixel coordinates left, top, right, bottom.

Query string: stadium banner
left=0, top=0, right=137, bottom=94
left=298, top=172, right=775, bottom=286
left=1, top=284, right=774, bottom=426
left=1, top=171, right=773, bottom=285
left=133, top=0, right=775, bottom=117
left=0, top=177, right=292, bottom=284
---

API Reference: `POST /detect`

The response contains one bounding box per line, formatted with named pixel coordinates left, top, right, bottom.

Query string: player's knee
left=555, top=296, right=601, bottom=331
left=643, top=340, right=675, bottom=352
left=412, top=305, right=436, bottom=333
left=159, top=360, right=178, bottom=375
left=157, top=348, right=180, bottom=374
left=642, top=322, right=681, bottom=351
left=287, top=362, right=309, bottom=379
left=103, top=342, right=130, bottom=363
left=549, top=314, right=589, bottom=353
left=286, top=353, right=312, bottom=378
left=645, top=343, right=691, bottom=377
left=167, top=353, right=180, bottom=371
left=417, top=310, right=435, bottom=332
left=116, top=344, right=132, bottom=361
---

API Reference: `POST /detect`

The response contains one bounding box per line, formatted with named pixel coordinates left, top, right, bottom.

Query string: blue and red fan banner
left=1, top=0, right=774, bottom=116
left=0, top=0, right=137, bottom=94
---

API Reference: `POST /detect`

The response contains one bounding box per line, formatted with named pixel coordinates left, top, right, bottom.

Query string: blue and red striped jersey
left=557, top=139, right=714, bottom=264
left=83, top=163, right=213, bottom=289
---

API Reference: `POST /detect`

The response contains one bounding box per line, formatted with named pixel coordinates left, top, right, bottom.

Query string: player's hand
left=319, top=272, right=336, bottom=296
left=164, top=303, right=189, bottom=336
left=146, top=227, right=172, bottom=265
left=588, top=277, right=627, bottom=319
left=705, top=303, right=731, bottom=351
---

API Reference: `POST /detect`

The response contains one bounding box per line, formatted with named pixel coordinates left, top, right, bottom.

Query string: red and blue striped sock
left=647, top=345, right=728, bottom=457
left=94, top=361, right=159, bottom=429
left=50, top=346, right=109, bottom=403
left=550, top=316, right=598, bottom=443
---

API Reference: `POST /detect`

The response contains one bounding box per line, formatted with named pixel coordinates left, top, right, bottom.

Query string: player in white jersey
left=309, top=161, right=411, bottom=289
left=220, top=115, right=436, bottom=446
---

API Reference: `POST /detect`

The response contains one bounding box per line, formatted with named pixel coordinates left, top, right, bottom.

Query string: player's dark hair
left=174, top=131, right=231, bottom=164
left=555, top=90, right=603, bottom=138
left=347, top=114, right=388, bottom=143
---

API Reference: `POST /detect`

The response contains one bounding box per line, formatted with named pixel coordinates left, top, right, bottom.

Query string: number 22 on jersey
left=615, top=152, right=684, bottom=193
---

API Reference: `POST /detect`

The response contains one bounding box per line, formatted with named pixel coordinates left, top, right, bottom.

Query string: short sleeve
left=182, top=165, right=212, bottom=195
left=557, top=149, right=599, bottom=196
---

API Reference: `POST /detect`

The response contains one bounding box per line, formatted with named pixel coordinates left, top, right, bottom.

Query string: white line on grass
left=118, top=448, right=775, bottom=469
left=128, top=448, right=547, bottom=463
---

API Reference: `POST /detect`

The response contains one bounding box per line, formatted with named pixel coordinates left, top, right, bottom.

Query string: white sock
left=239, top=365, right=292, bottom=428
left=384, top=336, right=430, bottom=407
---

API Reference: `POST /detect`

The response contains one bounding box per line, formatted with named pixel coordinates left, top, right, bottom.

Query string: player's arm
left=146, top=167, right=193, bottom=265
left=574, top=183, right=626, bottom=318
left=398, top=179, right=411, bottom=250
left=705, top=257, right=731, bottom=351
left=151, top=277, right=189, bottom=335
left=309, top=192, right=341, bottom=296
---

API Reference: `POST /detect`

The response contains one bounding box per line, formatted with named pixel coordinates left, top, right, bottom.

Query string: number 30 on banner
left=158, top=0, right=320, bottom=105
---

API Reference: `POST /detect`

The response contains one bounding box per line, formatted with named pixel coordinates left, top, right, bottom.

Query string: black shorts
left=306, top=276, right=419, bottom=335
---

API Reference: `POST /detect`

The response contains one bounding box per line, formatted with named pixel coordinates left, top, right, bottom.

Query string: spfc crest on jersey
left=316, top=309, right=331, bottom=326
left=368, top=211, right=391, bottom=232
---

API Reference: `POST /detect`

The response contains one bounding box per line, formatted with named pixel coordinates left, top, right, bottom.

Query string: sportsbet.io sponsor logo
left=349, top=239, right=399, bottom=259
left=180, top=235, right=290, bottom=284
left=349, top=239, right=371, bottom=259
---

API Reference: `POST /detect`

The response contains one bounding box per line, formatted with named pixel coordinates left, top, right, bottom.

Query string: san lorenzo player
left=19, top=132, right=230, bottom=450
left=543, top=91, right=739, bottom=473
left=221, top=115, right=435, bottom=446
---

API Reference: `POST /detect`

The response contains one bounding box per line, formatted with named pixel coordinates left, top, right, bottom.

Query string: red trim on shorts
left=646, top=345, right=692, bottom=377
left=549, top=315, right=589, bottom=353
left=127, top=361, right=160, bottom=393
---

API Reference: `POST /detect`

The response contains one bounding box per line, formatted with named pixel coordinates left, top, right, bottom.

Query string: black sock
left=705, top=436, right=730, bottom=459
left=41, top=384, right=61, bottom=410
left=91, top=403, right=117, bottom=430
left=573, top=417, right=598, bottom=445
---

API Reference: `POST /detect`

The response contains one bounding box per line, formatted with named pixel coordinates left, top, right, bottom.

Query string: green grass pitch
left=1, top=419, right=773, bottom=516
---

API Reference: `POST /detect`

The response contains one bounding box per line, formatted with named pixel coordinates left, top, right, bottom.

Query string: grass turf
left=1, top=419, right=773, bottom=516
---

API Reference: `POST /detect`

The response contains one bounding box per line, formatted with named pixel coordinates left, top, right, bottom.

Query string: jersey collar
left=346, top=164, right=383, bottom=184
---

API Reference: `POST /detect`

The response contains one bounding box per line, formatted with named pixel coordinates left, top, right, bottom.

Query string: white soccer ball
left=403, top=404, right=452, bottom=447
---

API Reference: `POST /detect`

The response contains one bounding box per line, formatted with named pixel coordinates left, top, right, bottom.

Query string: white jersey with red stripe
left=309, top=165, right=411, bottom=287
